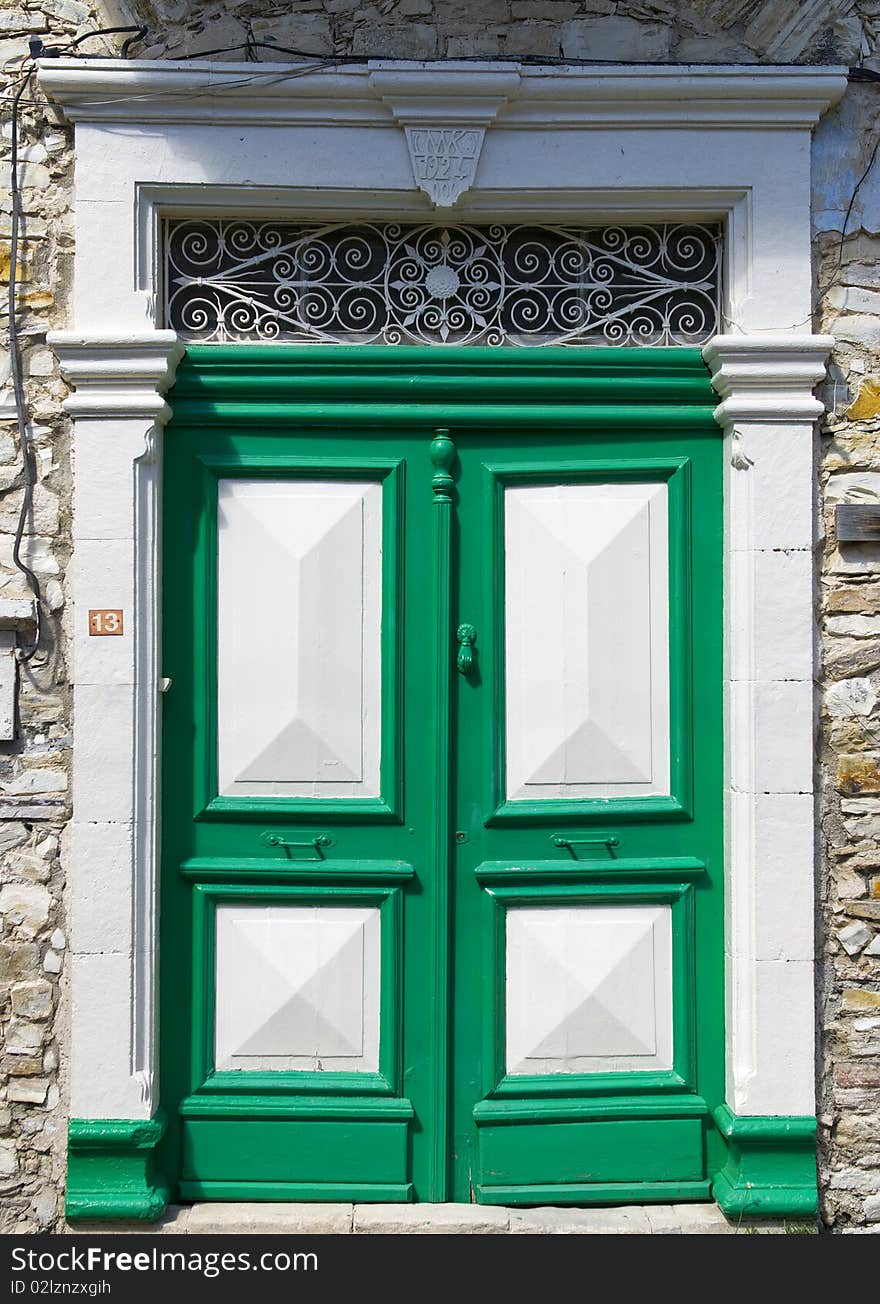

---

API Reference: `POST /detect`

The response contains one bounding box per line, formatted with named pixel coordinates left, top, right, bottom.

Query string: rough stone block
left=839, top=754, right=880, bottom=796
left=847, top=378, right=880, bottom=421
left=5, top=1053, right=45, bottom=1076
left=827, top=585, right=880, bottom=614
left=250, top=15, right=334, bottom=56
left=846, top=901, right=880, bottom=921
left=351, top=23, right=439, bottom=57
left=5, top=1019, right=44, bottom=1055
left=7, top=1079, right=48, bottom=1105
left=0, top=883, right=51, bottom=933
left=445, top=33, right=505, bottom=56
left=500, top=21, right=563, bottom=56
left=0, top=942, right=38, bottom=984
left=561, top=16, right=672, bottom=61
left=674, top=35, right=756, bottom=62
left=511, top=1, right=580, bottom=18
left=41, top=0, right=90, bottom=24
left=842, top=989, right=880, bottom=1012
left=0, top=10, right=40, bottom=35
left=0, top=1142, right=17, bottom=1178
left=838, top=920, right=874, bottom=955
left=834, top=316, right=880, bottom=349
left=0, top=485, right=59, bottom=539
left=830, top=286, right=880, bottom=316
left=828, top=615, right=880, bottom=638
left=826, top=678, right=877, bottom=717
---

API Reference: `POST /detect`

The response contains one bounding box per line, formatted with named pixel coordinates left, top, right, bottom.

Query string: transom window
left=163, top=218, right=722, bottom=347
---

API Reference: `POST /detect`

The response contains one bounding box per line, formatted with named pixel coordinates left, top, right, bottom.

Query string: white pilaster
left=703, top=333, right=832, bottom=1118
left=49, top=331, right=184, bottom=1120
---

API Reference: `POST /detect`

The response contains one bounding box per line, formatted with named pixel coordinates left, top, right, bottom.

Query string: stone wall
left=0, top=0, right=878, bottom=1233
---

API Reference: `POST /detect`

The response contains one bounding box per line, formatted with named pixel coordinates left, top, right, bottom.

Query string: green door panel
left=477, top=1116, right=705, bottom=1187
left=160, top=345, right=723, bottom=1204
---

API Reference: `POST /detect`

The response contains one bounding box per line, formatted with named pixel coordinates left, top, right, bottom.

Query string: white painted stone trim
left=39, top=60, right=843, bottom=1126
left=38, top=59, right=846, bottom=129
left=49, top=333, right=184, bottom=1119
left=704, top=335, right=833, bottom=1117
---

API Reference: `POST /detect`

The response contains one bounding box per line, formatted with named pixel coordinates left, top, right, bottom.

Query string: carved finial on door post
left=430, top=429, right=456, bottom=500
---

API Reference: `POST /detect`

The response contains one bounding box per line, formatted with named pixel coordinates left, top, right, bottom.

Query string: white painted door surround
left=40, top=58, right=846, bottom=1128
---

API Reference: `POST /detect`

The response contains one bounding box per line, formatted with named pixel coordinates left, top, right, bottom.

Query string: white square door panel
left=504, top=482, right=670, bottom=801
left=505, top=904, right=673, bottom=1075
left=214, top=904, right=381, bottom=1072
left=217, top=478, right=382, bottom=798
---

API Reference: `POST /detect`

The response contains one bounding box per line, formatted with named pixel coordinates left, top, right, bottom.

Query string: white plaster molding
left=47, top=332, right=185, bottom=420
left=37, top=60, right=847, bottom=130
left=703, top=335, right=835, bottom=424
left=38, top=59, right=846, bottom=1130
left=370, top=67, right=520, bottom=123
left=704, top=331, right=832, bottom=1117
left=49, top=329, right=184, bottom=1119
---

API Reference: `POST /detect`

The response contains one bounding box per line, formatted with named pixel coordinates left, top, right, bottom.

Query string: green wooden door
left=160, top=346, right=723, bottom=1205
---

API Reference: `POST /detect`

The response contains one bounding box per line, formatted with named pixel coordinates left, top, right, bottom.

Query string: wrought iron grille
left=163, top=218, right=722, bottom=347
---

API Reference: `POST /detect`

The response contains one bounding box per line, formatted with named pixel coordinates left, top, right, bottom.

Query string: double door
left=160, top=347, right=723, bottom=1204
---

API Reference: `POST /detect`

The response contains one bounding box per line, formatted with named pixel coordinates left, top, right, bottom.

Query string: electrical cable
left=835, top=132, right=880, bottom=277
left=26, top=25, right=148, bottom=61
left=7, top=65, right=42, bottom=661
left=3, top=27, right=146, bottom=662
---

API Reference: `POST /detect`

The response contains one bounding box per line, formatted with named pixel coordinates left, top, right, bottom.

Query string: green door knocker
left=456, top=623, right=477, bottom=677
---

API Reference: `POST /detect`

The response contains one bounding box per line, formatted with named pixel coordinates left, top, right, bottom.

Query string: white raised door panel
left=217, top=478, right=382, bottom=799
left=505, top=482, right=669, bottom=801
left=214, top=904, right=381, bottom=1072
left=505, top=903, right=673, bottom=1075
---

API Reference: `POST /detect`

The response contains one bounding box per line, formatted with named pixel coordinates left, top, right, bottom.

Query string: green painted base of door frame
left=710, top=1104, right=818, bottom=1218
left=66, top=1114, right=170, bottom=1222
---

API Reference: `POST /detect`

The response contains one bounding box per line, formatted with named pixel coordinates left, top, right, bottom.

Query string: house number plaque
left=88, top=609, right=124, bottom=636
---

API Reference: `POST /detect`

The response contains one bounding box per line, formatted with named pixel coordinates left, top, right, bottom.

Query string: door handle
left=456, top=623, right=477, bottom=676
left=552, top=834, right=619, bottom=860
left=260, top=832, right=333, bottom=860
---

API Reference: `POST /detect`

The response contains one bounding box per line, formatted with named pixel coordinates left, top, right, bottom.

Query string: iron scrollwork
left=164, top=218, right=722, bottom=348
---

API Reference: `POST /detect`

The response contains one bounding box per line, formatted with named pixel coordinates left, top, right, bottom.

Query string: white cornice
left=37, top=58, right=847, bottom=130
left=703, top=333, right=834, bottom=424
left=48, top=331, right=185, bottom=421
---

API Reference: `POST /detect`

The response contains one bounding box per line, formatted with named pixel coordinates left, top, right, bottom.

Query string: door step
left=68, top=1203, right=800, bottom=1235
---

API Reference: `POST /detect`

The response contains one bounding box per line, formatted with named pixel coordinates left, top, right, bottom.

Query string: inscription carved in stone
left=404, top=126, right=485, bottom=206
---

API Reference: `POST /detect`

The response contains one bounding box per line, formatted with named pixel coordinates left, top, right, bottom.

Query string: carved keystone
left=404, top=126, right=485, bottom=208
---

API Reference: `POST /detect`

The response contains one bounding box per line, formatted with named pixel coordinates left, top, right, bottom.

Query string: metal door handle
left=260, top=832, right=333, bottom=860
left=456, top=624, right=476, bottom=676
left=552, top=834, right=619, bottom=860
